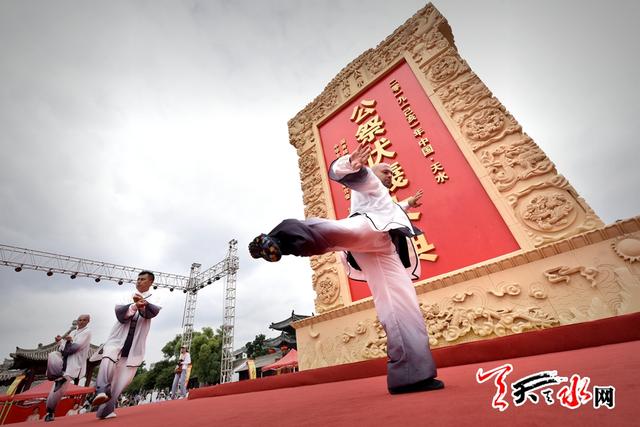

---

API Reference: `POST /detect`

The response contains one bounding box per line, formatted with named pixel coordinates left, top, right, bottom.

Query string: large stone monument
left=288, top=3, right=640, bottom=370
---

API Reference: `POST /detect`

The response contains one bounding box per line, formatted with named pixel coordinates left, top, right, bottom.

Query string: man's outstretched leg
left=249, top=217, right=388, bottom=262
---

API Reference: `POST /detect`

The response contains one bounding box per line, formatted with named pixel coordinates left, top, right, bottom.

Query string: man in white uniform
left=170, top=346, right=191, bottom=399
left=250, top=144, right=443, bottom=394
left=92, top=270, right=161, bottom=419
left=44, top=314, right=92, bottom=422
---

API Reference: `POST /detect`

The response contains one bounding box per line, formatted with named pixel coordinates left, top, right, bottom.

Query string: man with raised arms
left=249, top=144, right=443, bottom=394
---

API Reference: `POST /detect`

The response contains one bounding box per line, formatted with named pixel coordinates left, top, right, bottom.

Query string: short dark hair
left=138, top=270, right=155, bottom=282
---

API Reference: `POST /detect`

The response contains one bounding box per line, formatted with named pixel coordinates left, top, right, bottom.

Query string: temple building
left=233, top=311, right=310, bottom=381
left=0, top=334, right=101, bottom=393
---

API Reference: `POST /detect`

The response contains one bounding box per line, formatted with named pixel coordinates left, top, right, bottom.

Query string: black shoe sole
left=388, top=378, right=445, bottom=395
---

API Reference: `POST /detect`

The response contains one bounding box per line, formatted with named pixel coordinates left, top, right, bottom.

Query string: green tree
left=190, top=327, right=223, bottom=386
left=245, top=334, right=269, bottom=359
left=124, top=326, right=225, bottom=392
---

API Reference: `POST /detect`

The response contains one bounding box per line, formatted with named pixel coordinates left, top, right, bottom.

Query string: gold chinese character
left=390, top=81, right=402, bottom=93
left=412, top=234, right=438, bottom=262
left=397, top=96, right=408, bottom=107
left=414, top=128, right=424, bottom=137
left=355, top=115, right=386, bottom=144
left=431, top=162, right=444, bottom=174
left=389, top=162, right=409, bottom=192
left=419, top=137, right=430, bottom=146
left=343, top=186, right=351, bottom=200
left=367, top=137, right=396, bottom=166
left=435, top=171, right=449, bottom=184
left=421, top=144, right=434, bottom=157
left=350, top=99, right=377, bottom=124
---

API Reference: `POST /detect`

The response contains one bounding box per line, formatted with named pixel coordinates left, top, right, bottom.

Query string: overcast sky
left=1, top=0, right=638, bottom=367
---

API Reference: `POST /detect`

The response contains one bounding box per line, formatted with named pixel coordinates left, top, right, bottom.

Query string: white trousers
left=45, top=375, right=72, bottom=414
left=95, top=357, right=137, bottom=418
left=269, top=216, right=436, bottom=388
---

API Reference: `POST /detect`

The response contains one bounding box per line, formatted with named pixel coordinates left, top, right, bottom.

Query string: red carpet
left=189, top=312, right=640, bottom=399
left=13, top=339, right=639, bottom=426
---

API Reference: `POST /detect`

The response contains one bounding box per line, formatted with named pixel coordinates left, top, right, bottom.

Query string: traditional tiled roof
left=11, top=342, right=101, bottom=362
left=0, top=369, right=22, bottom=382
left=264, top=332, right=297, bottom=349
left=234, top=350, right=284, bottom=373
left=269, top=310, right=311, bottom=332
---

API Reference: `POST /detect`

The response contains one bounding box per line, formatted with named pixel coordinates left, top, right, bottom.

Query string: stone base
left=293, top=216, right=640, bottom=371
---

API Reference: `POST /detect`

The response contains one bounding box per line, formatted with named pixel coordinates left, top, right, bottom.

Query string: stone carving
left=460, top=106, right=521, bottom=150
left=424, top=53, right=467, bottom=86
left=301, top=171, right=322, bottom=193
left=451, top=290, right=474, bottom=303
left=522, top=193, right=576, bottom=232
left=435, top=74, right=492, bottom=115
left=312, top=267, right=341, bottom=310
left=421, top=303, right=558, bottom=346
left=341, top=321, right=368, bottom=343
left=305, top=203, right=327, bottom=219
left=310, top=253, right=337, bottom=270
left=488, top=282, right=521, bottom=297
left=410, top=27, right=449, bottom=66
left=480, top=136, right=554, bottom=191
left=507, top=175, right=601, bottom=245
left=528, top=282, right=548, bottom=299
left=612, top=236, right=640, bottom=263
left=299, top=152, right=319, bottom=176
left=544, top=265, right=599, bottom=287
left=362, top=320, right=388, bottom=359
left=308, top=324, right=320, bottom=339
left=436, top=73, right=479, bottom=102
left=340, top=78, right=351, bottom=99
left=302, top=185, right=324, bottom=206
left=289, top=120, right=315, bottom=151
left=547, top=263, right=640, bottom=323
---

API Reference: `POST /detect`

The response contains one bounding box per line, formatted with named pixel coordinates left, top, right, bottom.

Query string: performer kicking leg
left=250, top=144, right=443, bottom=394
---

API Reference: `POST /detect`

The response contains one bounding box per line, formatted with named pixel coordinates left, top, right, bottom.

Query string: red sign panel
left=317, top=61, right=520, bottom=301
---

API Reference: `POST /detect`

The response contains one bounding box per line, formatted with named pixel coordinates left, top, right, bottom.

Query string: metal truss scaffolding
left=0, top=241, right=239, bottom=383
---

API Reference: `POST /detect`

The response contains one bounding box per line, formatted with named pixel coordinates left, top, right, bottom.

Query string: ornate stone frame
left=288, top=3, right=603, bottom=314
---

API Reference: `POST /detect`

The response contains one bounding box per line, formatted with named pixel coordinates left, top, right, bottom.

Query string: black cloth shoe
left=53, top=377, right=67, bottom=392
left=44, top=412, right=55, bottom=422
left=248, top=234, right=282, bottom=262
left=388, top=377, right=445, bottom=395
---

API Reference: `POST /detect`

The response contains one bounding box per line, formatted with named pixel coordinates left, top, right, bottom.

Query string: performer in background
left=92, top=270, right=161, bottom=419
left=170, top=346, right=191, bottom=399
left=249, top=144, right=443, bottom=394
left=44, top=314, right=92, bottom=422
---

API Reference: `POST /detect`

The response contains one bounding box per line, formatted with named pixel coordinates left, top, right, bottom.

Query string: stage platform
left=14, top=313, right=640, bottom=426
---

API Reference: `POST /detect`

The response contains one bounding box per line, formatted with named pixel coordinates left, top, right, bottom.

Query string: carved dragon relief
left=507, top=175, right=602, bottom=246
left=480, top=135, right=555, bottom=191
left=311, top=266, right=343, bottom=313
left=543, top=263, right=640, bottom=323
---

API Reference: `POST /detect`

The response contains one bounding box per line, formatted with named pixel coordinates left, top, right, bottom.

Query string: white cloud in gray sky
left=1, top=0, right=638, bottom=365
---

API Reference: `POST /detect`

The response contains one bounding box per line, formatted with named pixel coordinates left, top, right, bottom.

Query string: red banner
left=317, top=61, right=520, bottom=301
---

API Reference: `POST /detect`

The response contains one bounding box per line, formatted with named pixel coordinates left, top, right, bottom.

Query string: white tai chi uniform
left=95, top=291, right=161, bottom=418
left=45, top=326, right=92, bottom=414
left=170, top=352, right=191, bottom=398
left=265, top=155, right=436, bottom=389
